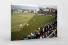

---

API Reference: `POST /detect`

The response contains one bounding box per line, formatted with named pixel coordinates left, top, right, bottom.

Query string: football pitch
left=11, top=13, right=55, bottom=40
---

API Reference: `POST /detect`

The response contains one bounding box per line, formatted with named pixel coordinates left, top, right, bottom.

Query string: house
left=11, top=8, right=39, bottom=14
left=29, top=9, right=39, bottom=13
left=21, top=9, right=29, bottom=13
left=11, top=8, right=23, bottom=13
left=44, top=7, right=57, bottom=13
left=44, top=7, right=57, bottom=16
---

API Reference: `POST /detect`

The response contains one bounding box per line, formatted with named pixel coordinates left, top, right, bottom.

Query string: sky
left=39, top=5, right=57, bottom=9
left=11, top=4, right=57, bottom=9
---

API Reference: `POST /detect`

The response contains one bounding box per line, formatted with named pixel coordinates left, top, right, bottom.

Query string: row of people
left=22, top=20, right=57, bottom=40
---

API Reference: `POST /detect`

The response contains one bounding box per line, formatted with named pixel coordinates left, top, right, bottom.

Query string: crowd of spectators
left=22, top=19, right=57, bottom=40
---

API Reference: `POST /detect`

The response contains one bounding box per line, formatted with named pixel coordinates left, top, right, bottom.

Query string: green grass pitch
left=11, top=13, right=55, bottom=40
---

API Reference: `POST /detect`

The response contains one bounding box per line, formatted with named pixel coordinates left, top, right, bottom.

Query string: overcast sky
left=11, top=4, right=57, bottom=9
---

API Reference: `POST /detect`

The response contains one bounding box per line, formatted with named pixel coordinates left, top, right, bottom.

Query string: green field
left=11, top=13, right=55, bottom=40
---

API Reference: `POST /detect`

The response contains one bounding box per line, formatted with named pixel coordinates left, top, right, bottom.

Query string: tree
left=39, top=8, right=44, bottom=14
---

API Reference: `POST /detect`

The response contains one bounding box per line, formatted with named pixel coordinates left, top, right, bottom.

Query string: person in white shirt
left=19, top=24, right=23, bottom=28
left=38, top=28, right=40, bottom=30
left=42, top=35, right=44, bottom=38
left=42, top=28, right=44, bottom=35
left=26, top=24, right=29, bottom=27
left=31, top=32, right=32, bottom=36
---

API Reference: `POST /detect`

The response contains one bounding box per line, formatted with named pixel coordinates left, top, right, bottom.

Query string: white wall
left=0, top=0, right=68, bottom=45
left=45, top=9, right=50, bottom=11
